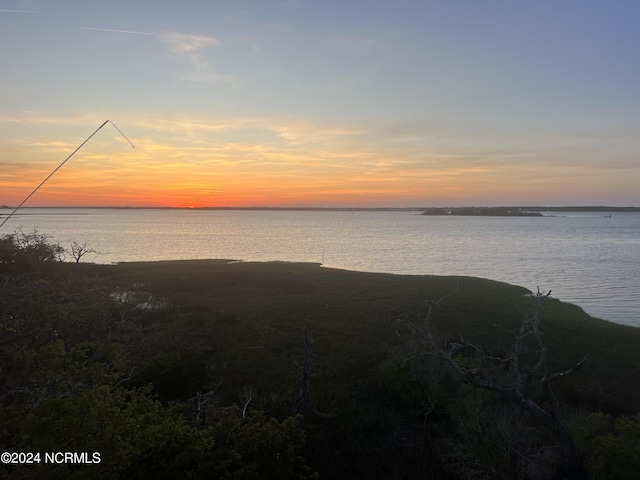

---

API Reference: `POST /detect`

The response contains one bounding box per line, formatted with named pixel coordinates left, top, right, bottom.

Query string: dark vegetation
left=2, top=229, right=640, bottom=479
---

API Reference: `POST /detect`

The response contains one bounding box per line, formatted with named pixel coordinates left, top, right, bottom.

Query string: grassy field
left=90, top=259, right=640, bottom=415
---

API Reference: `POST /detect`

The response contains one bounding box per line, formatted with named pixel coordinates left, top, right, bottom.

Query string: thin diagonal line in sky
left=81, top=26, right=151, bottom=36
left=0, top=9, right=43, bottom=13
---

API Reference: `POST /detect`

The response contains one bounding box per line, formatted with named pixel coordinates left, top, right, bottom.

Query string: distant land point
left=421, top=206, right=640, bottom=216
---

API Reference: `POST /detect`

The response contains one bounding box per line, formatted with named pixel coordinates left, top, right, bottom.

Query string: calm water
left=2, top=208, right=639, bottom=327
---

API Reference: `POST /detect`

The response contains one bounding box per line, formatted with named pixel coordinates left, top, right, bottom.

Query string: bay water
left=2, top=208, right=639, bottom=327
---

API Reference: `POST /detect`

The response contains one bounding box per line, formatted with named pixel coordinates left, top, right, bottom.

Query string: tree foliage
left=0, top=230, right=317, bottom=479
left=0, top=228, right=64, bottom=273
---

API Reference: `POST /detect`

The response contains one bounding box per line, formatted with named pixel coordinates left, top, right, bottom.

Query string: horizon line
left=2, top=205, right=640, bottom=211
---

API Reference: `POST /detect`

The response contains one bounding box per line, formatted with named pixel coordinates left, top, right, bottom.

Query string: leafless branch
left=238, top=385, right=256, bottom=419
left=194, top=379, right=223, bottom=425
left=110, top=366, right=139, bottom=392
left=68, top=241, right=99, bottom=263
left=401, top=287, right=588, bottom=478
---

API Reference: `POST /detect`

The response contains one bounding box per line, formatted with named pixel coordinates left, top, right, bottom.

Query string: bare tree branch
left=400, top=287, right=589, bottom=479
left=194, top=379, right=223, bottom=425
left=238, top=385, right=256, bottom=419
left=68, top=241, right=99, bottom=263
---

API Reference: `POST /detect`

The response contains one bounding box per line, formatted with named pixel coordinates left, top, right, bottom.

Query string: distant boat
left=604, top=214, right=612, bottom=218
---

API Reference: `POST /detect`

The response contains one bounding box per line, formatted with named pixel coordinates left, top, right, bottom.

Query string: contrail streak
left=81, top=26, right=151, bottom=35
left=0, top=10, right=43, bottom=13
left=0, top=121, right=134, bottom=230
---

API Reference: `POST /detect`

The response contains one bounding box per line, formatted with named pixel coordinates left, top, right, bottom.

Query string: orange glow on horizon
left=2, top=0, right=640, bottom=213
left=2, top=172, right=636, bottom=209
left=2, top=115, right=638, bottom=209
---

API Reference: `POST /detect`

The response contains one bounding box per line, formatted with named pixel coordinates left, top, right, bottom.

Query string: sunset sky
left=2, top=1, right=640, bottom=208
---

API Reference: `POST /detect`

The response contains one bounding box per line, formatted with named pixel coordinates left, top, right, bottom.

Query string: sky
left=1, top=0, right=640, bottom=208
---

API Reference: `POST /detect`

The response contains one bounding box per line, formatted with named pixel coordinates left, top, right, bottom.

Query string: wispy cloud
left=0, top=112, right=105, bottom=127
left=157, top=31, right=229, bottom=84
left=80, top=27, right=228, bottom=83
left=81, top=26, right=151, bottom=36
left=160, top=32, right=220, bottom=53
left=272, top=123, right=365, bottom=145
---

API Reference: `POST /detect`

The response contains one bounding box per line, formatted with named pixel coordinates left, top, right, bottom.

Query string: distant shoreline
left=420, top=206, right=640, bottom=216
left=2, top=205, right=640, bottom=214
left=422, top=207, right=543, bottom=217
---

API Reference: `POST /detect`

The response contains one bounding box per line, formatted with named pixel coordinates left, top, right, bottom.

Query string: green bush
left=573, top=412, right=640, bottom=479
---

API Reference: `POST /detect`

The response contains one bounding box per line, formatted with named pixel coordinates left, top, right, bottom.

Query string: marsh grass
left=80, top=259, right=640, bottom=415
left=64, top=259, right=640, bottom=477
